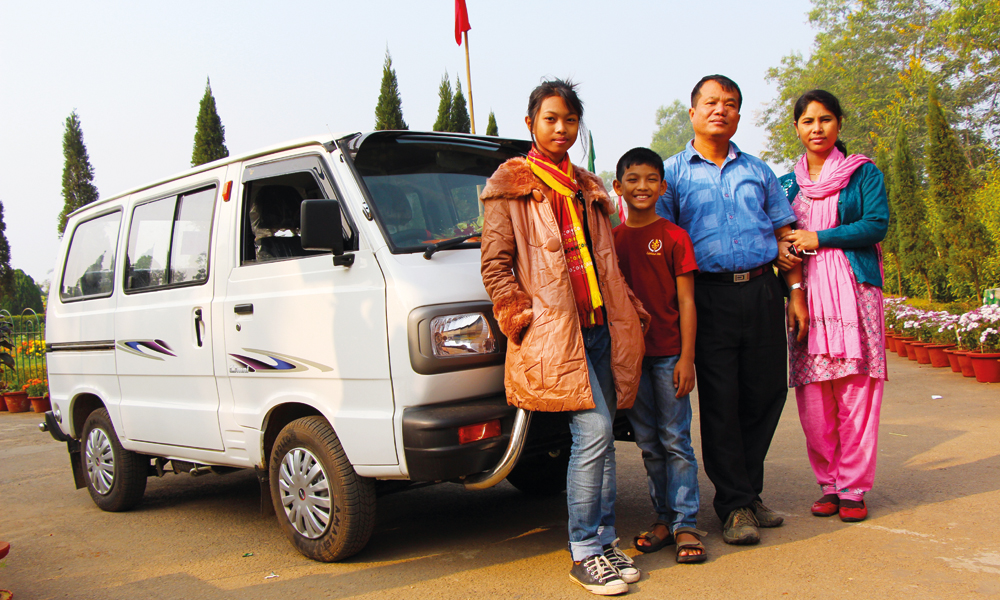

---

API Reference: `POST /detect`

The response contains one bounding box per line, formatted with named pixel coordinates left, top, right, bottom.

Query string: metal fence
left=1, top=308, right=46, bottom=391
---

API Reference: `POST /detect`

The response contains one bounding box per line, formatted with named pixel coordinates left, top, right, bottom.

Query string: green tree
left=875, top=146, right=903, bottom=295
left=893, top=124, right=938, bottom=300
left=374, top=50, right=408, bottom=131
left=0, top=201, right=12, bottom=298
left=0, top=269, right=44, bottom=315
left=450, top=76, right=471, bottom=134
left=191, top=78, right=229, bottom=167
left=926, top=85, right=989, bottom=301
left=947, top=0, right=1000, bottom=142
left=433, top=73, right=452, bottom=132
left=650, top=100, right=694, bottom=159
left=486, top=110, right=499, bottom=136
left=58, top=111, right=99, bottom=236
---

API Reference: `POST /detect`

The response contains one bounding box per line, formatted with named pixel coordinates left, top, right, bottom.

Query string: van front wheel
left=269, top=417, right=376, bottom=562
left=81, top=408, right=148, bottom=511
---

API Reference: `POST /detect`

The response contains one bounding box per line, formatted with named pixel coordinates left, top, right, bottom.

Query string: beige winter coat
left=480, top=157, right=649, bottom=412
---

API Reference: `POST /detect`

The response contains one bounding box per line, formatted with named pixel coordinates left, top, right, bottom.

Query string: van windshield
left=351, top=133, right=529, bottom=253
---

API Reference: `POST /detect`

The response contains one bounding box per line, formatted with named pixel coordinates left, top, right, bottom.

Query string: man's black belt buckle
left=733, top=272, right=750, bottom=283
left=699, top=265, right=767, bottom=283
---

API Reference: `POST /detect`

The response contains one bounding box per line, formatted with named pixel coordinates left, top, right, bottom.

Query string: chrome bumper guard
left=463, top=408, right=532, bottom=490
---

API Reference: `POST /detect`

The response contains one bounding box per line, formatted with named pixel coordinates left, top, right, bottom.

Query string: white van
left=41, top=131, right=629, bottom=562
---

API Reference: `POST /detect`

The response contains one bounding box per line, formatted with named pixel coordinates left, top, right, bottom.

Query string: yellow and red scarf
left=526, top=147, right=604, bottom=327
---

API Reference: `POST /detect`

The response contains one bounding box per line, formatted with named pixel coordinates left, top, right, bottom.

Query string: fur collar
left=480, top=157, right=613, bottom=215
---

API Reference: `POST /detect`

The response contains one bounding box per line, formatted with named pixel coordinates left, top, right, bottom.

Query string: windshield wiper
left=423, top=233, right=479, bottom=260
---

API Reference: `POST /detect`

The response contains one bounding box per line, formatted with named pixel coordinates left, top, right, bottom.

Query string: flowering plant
left=975, top=304, right=1000, bottom=353
left=883, top=297, right=908, bottom=334
left=929, top=312, right=960, bottom=345
left=23, top=378, right=47, bottom=397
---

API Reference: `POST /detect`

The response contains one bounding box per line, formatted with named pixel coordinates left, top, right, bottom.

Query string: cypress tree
left=374, top=50, right=408, bottom=130
left=449, top=76, right=471, bottom=134
left=58, top=111, right=99, bottom=236
left=876, top=146, right=902, bottom=295
left=0, top=202, right=12, bottom=299
left=926, top=85, right=989, bottom=302
left=486, top=110, right=499, bottom=136
left=893, top=125, right=937, bottom=300
left=191, top=78, right=229, bottom=167
left=433, top=73, right=452, bottom=132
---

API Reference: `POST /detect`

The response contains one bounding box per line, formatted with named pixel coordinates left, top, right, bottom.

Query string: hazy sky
left=0, top=1, right=817, bottom=283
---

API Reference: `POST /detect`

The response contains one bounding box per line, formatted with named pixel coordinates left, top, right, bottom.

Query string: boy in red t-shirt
left=612, top=147, right=705, bottom=563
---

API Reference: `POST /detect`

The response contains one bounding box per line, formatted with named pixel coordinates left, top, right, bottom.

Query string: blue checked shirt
left=656, top=141, right=796, bottom=273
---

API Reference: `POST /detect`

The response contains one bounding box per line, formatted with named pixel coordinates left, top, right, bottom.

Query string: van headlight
left=408, top=302, right=507, bottom=374
left=430, top=313, right=497, bottom=357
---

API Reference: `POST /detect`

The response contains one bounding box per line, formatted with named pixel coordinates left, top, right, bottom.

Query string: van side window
left=126, top=186, right=216, bottom=291
left=60, top=210, right=122, bottom=301
left=241, top=171, right=336, bottom=265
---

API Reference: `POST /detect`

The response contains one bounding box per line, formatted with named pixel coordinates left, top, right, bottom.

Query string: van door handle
left=194, top=308, right=204, bottom=347
left=234, top=304, right=253, bottom=315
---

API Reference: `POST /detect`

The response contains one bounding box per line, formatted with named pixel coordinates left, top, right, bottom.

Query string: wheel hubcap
left=85, top=428, right=115, bottom=495
left=278, top=448, right=332, bottom=539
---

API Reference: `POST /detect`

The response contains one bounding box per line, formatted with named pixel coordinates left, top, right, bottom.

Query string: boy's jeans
left=627, top=354, right=700, bottom=532
left=567, top=322, right=618, bottom=561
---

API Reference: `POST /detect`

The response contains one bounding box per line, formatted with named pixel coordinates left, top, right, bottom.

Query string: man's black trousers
left=694, top=270, right=788, bottom=520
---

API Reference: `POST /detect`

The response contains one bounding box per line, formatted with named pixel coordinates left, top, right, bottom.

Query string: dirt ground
left=1, top=352, right=999, bottom=599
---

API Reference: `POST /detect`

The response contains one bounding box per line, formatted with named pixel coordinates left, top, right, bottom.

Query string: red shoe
left=811, top=494, right=839, bottom=517
left=839, top=499, right=868, bottom=522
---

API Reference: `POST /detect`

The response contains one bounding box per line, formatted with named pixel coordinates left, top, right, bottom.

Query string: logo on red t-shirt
left=647, top=239, right=663, bottom=254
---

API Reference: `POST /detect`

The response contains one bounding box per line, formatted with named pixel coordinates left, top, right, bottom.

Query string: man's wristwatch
left=790, top=282, right=804, bottom=291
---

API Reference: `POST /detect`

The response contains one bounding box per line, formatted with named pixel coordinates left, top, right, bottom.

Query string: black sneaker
left=753, top=500, right=784, bottom=528
left=602, top=538, right=640, bottom=583
left=569, top=554, right=629, bottom=596
left=722, top=507, right=760, bottom=545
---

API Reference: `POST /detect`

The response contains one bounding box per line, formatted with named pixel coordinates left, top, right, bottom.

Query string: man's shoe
left=602, top=538, right=640, bottom=583
left=569, top=554, right=629, bottom=596
left=722, top=507, right=760, bottom=545
left=753, top=500, right=784, bottom=527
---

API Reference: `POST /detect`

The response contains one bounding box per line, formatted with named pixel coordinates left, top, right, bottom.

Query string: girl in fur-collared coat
left=480, top=79, right=647, bottom=596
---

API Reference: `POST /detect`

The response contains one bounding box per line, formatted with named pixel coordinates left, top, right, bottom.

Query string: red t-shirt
left=613, top=218, right=698, bottom=357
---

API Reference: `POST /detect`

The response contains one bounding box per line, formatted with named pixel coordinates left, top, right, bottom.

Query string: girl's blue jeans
left=567, top=322, right=619, bottom=561
left=627, top=354, right=700, bottom=532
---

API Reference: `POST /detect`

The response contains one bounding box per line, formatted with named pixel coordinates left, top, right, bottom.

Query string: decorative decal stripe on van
left=228, top=349, right=333, bottom=374
left=116, top=339, right=177, bottom=361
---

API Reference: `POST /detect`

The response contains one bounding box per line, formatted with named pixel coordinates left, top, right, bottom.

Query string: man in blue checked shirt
left=656, top=75, right=808, bottom=547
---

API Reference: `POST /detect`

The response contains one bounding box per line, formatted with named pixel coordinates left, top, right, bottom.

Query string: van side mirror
left=300, top=199, right=354, bottom=267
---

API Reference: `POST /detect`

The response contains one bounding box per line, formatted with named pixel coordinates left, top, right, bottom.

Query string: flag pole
left=464, top=30, right=476, bottom=134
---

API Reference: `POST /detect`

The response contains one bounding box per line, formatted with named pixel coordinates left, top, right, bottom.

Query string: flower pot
left=896, top=336, right=915, bottom=358
left=0, top=394, right=6, bottom=411
left=926, top=344, right=955, bottom=368
left=969, top=353, right=1000, bottom=384
left=4, top=391, right=30, bottom=413
left=886, top=334, right=897, bottom=353
left=954, top=351, right=977, bottom=378
left=910, top=342, right=931, bottom=364
left=29, top=396, right=51, bottom=413
left=943, top=348, right=963, bottom=373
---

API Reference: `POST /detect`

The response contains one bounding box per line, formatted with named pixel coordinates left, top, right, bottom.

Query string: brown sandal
left=633, top=520, right=674, bottom=553
left=674, top=527, right=708, bottom=564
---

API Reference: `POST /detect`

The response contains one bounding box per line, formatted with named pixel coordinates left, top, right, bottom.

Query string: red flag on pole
left=455, top=0, right=471, bottom=45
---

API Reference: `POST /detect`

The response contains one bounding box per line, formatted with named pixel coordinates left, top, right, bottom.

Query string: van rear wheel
left=81, top=408, right=148, bottom=511
left=269, top=416, right=376, bottom=562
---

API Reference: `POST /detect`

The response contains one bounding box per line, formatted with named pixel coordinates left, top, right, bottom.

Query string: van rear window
left=60, top=210, right=122, bottom=301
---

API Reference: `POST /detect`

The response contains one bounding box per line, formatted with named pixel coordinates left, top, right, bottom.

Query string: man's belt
left=697, top=265, right=769, bottom=283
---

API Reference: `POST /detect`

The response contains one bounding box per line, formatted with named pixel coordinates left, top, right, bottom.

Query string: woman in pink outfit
left=776, top=90, right=889, bottom=522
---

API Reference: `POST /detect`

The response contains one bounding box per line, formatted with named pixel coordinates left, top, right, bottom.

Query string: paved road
left=1, top=353, right=999, bottom=599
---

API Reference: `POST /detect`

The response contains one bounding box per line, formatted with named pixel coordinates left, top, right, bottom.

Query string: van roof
left=68, top=132, right=354, bottom=218
left=69, top=131, right=530, bottom=219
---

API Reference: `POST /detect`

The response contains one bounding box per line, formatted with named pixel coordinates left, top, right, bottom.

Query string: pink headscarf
left=793, top=147, right=872, bottom=358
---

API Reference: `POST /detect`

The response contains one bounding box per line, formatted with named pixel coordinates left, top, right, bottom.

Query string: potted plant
left=3, top=375, right=29, bottom=412
left=24, top=378, right=50, bottom=412
left=926, top=312, right=959, bottom=368
left=968, top=305, right=1000, bottom=383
